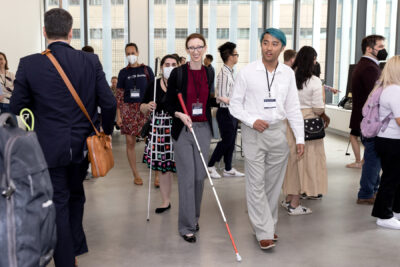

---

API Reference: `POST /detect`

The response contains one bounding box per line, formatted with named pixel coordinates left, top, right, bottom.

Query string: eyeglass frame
left=187, top=46, right=205, bottom=52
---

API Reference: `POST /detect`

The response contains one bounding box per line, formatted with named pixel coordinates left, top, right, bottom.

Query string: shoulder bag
left=42, top=49, right=114, bottom=178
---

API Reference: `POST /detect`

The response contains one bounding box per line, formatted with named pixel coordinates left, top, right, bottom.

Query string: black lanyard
left=189, top=63, right=202, bottom=102
left=266, top=63, right=278, bottom=98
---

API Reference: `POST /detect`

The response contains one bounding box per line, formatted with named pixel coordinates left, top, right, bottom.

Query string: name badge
left=264, top=98, right=277, bottom=109
left=130, top=88, right=140, bottom=99
left=192, top=102, right=203, bottom=116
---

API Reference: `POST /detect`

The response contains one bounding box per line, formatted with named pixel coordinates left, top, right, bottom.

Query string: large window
left=366, top=0, right=397, bottom=57
left=203, top=0, right=264, bottom=72
left=149, top=0, right=200, bottom=70
left=45, top=0, right=129, bottom=82
left=332, top=0, right=358, bottom=104
left=299, top=0, right=328, bottom=80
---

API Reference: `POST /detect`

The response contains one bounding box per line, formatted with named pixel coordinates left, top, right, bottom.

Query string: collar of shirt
left=255, top=59, right=284, bottom=74
left=48, top=41, right=73, bottom=50
left=223, top=64, right=233, bottom=73
left=362, top=56, right=380, bottom=66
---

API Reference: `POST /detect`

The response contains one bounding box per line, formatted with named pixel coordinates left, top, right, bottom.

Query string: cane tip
left=147, top=218, right=150, bottom=222
left=236, top=253, right=242, bottom=262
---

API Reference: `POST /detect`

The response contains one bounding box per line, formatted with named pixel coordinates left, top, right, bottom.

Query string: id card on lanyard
left=190, top=66, right=204, bottom=117
left=264, top=63, right=278, bottom=110
left=130, top=88, right=140, bottom=99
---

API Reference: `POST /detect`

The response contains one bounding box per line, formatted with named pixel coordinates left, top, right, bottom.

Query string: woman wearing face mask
left=166, top=33, right=214, bottom=243
left=140, top=55, right=178, bottom=213
left=0, top=52, right=16, bottom=115
left=116, top=43, right=154, bottom=186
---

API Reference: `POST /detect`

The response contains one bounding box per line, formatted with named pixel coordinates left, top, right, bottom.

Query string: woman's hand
left=146, top=101, right=157, bottom=113
left=175, top=111, right=192, bottom=128
left=116, top=108, right=122, bottom=127
left=320, top=113, right=330, bottom=128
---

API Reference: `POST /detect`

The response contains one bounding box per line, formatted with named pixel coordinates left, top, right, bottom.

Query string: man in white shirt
left=229, top=28, right=304, bottom=250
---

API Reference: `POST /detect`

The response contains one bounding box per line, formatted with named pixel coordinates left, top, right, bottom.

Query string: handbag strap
left=42, top=49, right=100, bottom=136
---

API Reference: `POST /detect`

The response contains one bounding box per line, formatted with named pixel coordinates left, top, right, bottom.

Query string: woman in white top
left=282, top=46, right=328, bottom=215
left=0, top=52, right=15, bottom=114
left=371, top=55, right=400, bottom=230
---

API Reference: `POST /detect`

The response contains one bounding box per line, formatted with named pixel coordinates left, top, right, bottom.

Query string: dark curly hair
left=292, top=46, right=317, bottom=90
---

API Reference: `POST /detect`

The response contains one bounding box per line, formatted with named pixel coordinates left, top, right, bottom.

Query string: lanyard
left=189, top=63, right=202, bottom=102
left=266, top=63, right=278, bottom=98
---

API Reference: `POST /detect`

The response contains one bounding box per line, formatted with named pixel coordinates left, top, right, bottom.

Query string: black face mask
left=374, top=48, right=388, bottom=61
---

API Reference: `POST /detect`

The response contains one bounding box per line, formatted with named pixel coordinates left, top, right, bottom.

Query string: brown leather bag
left=42, top=49, right=114, bottom=178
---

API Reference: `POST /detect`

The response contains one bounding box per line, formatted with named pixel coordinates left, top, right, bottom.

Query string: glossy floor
left=50, top=132, right=400, bottom=267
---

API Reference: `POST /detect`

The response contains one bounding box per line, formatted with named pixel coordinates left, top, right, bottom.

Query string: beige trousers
left=242, top=121, right=289, bottom=241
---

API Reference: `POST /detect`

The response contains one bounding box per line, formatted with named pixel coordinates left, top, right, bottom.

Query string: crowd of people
left=2, top=7, right=399, bottom=267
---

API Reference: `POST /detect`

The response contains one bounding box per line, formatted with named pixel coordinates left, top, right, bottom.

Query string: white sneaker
left=280, top=200, right=290, bottom=210
left=376, top=217, right=400, bottom=230
left=208, top=166, right=221, bottom=179
left=223, top=168, right=245, bottom=177
left=393, top=212, right=400, bottom=220
left=288, top=205, right=312, bottom=216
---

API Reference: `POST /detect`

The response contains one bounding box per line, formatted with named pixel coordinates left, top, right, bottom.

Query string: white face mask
left=127, top=55, right=137, bottom=65
left=163, top=66, right=175, bottom=79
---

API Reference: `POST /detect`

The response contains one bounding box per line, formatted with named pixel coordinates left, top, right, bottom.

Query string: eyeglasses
left=232, top=53, right=239, bottom=57
left=187, top=46, right=205, bottom=52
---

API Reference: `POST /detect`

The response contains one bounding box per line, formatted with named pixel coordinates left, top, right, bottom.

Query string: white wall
left=0, top=0, right=44, bottom=74
left=129, top=0, right=149, bottom=65
left=325, top=105, right=351, bottom=137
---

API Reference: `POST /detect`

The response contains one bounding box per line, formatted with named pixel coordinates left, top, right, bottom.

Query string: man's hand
left=253, top=119, right=269, bottom=133
left=217, top=96, right=230, bottom=104
left=296, top=144, right=305, bottom=158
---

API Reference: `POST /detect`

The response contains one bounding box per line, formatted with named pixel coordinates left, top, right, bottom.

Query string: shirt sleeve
left=229, top=70, right=258, bottom=128
left=285, top=71, right=305, bottom=144
left=387, top=87, right=400, bottom=118
left=215, top=71, right=223, bottom=102
left=10, top=59, right=32, bottom=115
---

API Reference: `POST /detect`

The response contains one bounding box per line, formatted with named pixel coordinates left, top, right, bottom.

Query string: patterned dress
left=142, top=79, right=176, bottom=173
left=116, top=65, right=154, bottom=136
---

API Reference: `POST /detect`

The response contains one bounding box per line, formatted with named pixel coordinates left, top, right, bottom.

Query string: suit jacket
left=166, top=64, right=214, bottom=140
left=10, top=42, right=116, bottom=168
left=349, top=57, right=381, bottom=131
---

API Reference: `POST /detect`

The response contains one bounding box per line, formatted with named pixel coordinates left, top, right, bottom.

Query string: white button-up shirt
left=229, top=59, right=305, bottom=144
left=215, top=64, right=235, bottom=108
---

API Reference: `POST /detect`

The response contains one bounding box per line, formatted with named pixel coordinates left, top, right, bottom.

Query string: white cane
left=146, top=57, right=160, bottom=222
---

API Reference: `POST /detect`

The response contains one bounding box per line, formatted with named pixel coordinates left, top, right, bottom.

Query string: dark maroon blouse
left=186, top=64, right=209, bottom=122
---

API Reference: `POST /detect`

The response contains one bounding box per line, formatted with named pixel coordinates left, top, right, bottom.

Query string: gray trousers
left=173, top=122, right=212, bottom=236
left=242, top=121, right=289, bottom=241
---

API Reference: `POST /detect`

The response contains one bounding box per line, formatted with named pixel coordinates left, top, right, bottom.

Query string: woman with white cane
left=166, top=34, right=242, bottom=261
left=140, top=55, right=178, bottom=215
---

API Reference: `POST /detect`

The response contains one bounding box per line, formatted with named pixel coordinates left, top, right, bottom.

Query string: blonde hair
left=377, top=55, right=400, bottom=89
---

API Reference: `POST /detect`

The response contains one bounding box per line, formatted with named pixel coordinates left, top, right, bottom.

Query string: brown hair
left=283, top=49, right=296, bottom=62
left=362, top=35, right=385, bottom=54
left=0, top=52, right=8, bottom=70
left=185, top=33, right=206, bottom=49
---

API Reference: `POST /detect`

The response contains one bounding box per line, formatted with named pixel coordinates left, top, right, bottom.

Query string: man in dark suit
left=349, top=35, right=387, bottom=205
left=10, top=8, right=116, bottom=267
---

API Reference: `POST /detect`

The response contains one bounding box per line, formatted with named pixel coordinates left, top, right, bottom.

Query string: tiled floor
left=50, top=132, right=400, bottom=267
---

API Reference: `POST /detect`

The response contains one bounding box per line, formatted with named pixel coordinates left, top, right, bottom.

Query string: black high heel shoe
left=182, top=234, right=196, bottom=243
left=155, top=203, right=171, bottom=214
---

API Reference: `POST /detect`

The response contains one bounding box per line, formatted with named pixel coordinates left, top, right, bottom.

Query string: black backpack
left=0, top=113, right=56, bottom=267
